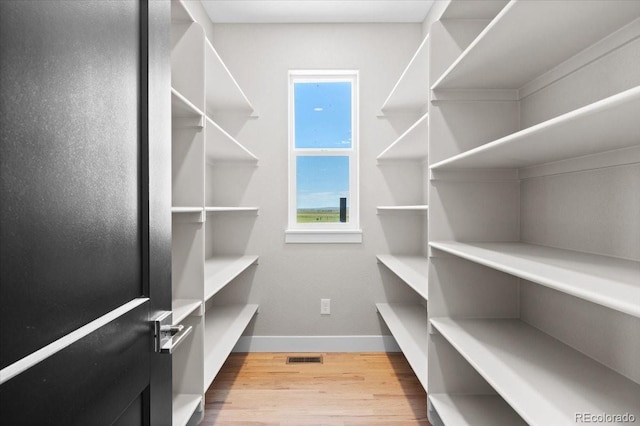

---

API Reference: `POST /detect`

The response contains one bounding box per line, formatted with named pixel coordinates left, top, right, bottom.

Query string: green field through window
left=297, top=208, right=349, bottom=223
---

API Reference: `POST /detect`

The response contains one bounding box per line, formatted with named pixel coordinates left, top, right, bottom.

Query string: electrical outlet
left=320, top=299, right=331, bottom=315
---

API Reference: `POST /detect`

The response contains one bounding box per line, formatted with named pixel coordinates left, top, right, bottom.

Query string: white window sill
left=285, top=229, right=363, bottom=244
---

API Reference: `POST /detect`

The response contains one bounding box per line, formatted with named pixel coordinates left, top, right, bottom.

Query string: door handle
left=152, top=311, right=192, bottom=354
left=161, top=324, right=184, bottom=334
left=159, top=324, right=192, bottom=354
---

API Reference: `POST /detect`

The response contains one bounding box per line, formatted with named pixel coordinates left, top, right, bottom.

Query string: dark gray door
left=0, top=0, right=171, bottom=424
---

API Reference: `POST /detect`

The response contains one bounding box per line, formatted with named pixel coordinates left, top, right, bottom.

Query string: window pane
left=296, top=156, right=349, bottom=223
left=294, top=82, right=352, bottom=149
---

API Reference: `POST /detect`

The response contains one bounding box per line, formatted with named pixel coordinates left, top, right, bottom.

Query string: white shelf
left=377, top=205, right=428, bottom=213
left=377, top=112, right=428, bottom=161
left=376, top=255, right=428, bottom=301
left=170, top=0, right=195, bottom=24
left=171, top=87, right=204, bottom=119
left=376, top=303, right=428, bottom=391
left=429, top=393, right=525, bottom=426
left=440, top=0, right=508, bottom=20
left=172, top=207, right=202, bottom=214
left=381, top=36, right=429, bottom=112
left=429, top=241, right=640, bottom=318
left=432, top=0, right=640, bottom=91
left=205, top=38, right=254, bottom=116
left=204, top=255, right=259, bottom=302
left=171, top=20, right=205, bottom=114
left=430, top=318, right=640, bottom=425
left=205, top=116, right=258, bottom=162
left=172, top=207, right=204, bottom=223
left=205, top=206, right=259, bottom=214
left=172, top=299, right=202, bottom=325
left=172, top=393, right=201, bottom=426
left=204, top=304, right=258, bottom=390
left=430, top=87, right=640, bottom=171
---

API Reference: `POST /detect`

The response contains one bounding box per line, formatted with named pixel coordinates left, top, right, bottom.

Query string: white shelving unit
left=170, top=1, right=259, bottom=424
left=172, top=88, right=204, bottom=120
left=204, top=256, right=259, bottom=301
left=173, top=299, right=203, bottom=325
left=376, top=255, right=428, bottom=300
left=430, top=87, right=640, bottom=171
left=429, top=393, right=525, bottom=426
left=439, top=0, right=508, bottom=20
left=172, top=394, right=203, bottom=426
left=430, top=241, right=640, bottom=318
left=427, top=1, right=640, bottom=424
left=170, top=0, right=194, bottom=23
left=432, top=1, right=640, bottom=93
left=171, top=209, right=204, bottom=225
left=376, top=206, right=428, bottom=216
left=203, top=304, right=259, bottom=390
left=377, top=112, right=429, bottom=162
left=431, top=318, right=640, bottom=425
left=376, top=30, right=430, bottom=399
left=205, top=38, right=256, bottom=117
left=376, top=303, right=428, bottom=391
left=172, top=207, right=203, bottom=214
left=205, top=115, right=258, bottom=163
left=380, top=35, right=430, bottom=113
left=205, top=207, right=259, bottom=214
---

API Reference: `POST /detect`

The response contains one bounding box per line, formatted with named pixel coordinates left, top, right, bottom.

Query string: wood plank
left=203, top=352, right=429, bottom=425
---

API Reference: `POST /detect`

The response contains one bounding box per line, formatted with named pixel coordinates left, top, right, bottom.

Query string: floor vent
left=286, top=356, right=323, bottom=364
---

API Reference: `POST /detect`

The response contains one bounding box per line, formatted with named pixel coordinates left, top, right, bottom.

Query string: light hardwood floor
left=202, top=352, right=430, bottom=425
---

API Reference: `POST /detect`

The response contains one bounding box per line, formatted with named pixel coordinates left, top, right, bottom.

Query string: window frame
left=286, top=70, right=362, bottom=243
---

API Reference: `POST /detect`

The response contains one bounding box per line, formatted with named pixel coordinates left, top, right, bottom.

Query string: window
left=286, top=70, right=361, bottom=243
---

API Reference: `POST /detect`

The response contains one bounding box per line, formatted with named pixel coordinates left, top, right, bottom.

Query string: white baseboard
left=232, top=335, right=401, bottom=353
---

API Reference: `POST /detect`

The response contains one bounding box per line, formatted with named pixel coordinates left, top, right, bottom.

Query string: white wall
left=206, top=23, right=425, bottom=342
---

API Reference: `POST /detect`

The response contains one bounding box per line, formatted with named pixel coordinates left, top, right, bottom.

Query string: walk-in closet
left=1, top=1, right=638, bottom=424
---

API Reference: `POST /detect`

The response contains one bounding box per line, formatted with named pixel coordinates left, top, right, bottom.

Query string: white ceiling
left=201, top=0, right=435, bottom=24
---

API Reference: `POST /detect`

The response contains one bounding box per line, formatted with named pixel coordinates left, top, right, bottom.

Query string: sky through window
left=295, top=81, right=352, bottom=215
